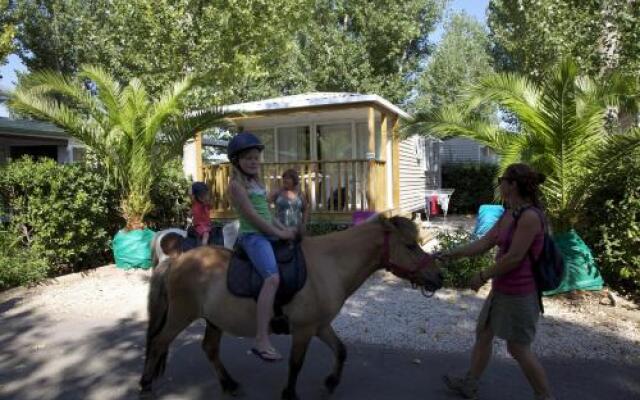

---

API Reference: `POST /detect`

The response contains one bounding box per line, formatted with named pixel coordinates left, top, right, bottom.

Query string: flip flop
left=251, top=347, right=283, bottom=362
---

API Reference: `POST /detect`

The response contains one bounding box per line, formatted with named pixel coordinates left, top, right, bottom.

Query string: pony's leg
left=281, top=328, right=314, bottom=400
left=317, top=325, right=347, bottom=393
left=201, top=321, right=241, bottom=395
left=140, top=311, right=194, bottom=394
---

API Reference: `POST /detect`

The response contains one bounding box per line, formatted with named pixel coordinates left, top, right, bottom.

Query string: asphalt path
left=1, top=316, right=639, bottom=400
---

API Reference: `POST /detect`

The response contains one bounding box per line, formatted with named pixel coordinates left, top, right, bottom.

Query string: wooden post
left=391, top=116, right=400, bottom=209
left=380, top=113, right=387, bottom=162
left=194, top=131, right=203, bottom=181
left=367, top=107, right=376, bottom=210
left=379, top=113, right=388, bottom=211
left=368, top=107, right=376, bottom=159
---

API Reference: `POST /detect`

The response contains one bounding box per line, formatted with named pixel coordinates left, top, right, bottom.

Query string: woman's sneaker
left=442, top=373, right=479, bottom=399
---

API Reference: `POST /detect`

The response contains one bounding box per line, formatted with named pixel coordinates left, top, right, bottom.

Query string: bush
left=0, top=158, right=121, bottom=273
left=441, top=163, right=499, bottom=214
left=0, top=230, right=49, bottom=289
left=305, top=221, right=350, bottom=236
left=433, top=229, right=494, bottom=288
left=0, top=158, right=193, bottom=288
left=147, top=159, right=191, bottom=230
left=581, top=156, right=640, bottom=297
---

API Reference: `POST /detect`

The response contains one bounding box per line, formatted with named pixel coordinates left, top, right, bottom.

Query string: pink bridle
left=380, top=230, right=438, bottom=296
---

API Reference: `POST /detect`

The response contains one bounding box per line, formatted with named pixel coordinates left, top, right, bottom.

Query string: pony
left=141, top=215, right=442, bottom=399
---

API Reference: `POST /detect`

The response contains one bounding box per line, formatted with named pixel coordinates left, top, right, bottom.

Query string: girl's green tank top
left=238, top=184, right=272, bottom=234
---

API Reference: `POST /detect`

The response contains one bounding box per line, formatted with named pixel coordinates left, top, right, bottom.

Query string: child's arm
left=268, top=188, right=281, bottom=203
left=230, top=181, right=292, bottom=240
left=201, top=231, right=210, bottom=246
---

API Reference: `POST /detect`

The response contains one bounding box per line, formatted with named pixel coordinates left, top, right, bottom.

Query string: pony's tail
left=144, top=257, right=172, bottom=379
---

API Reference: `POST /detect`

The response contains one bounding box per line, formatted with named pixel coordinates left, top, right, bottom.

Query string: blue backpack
left=514, top=207, right=565, bottom=312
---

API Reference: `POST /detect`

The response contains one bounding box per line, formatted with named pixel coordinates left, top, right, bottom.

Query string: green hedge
left=305, top=221, right=350, bottom=236
left=441, top=163, right=498, bottom=214
left=581, top=156, right=640, bottom=297
left=0, top=230, right=49, bottom=289
left=0, top=158, right=121, bottom=274
left=147, top=158, right=190, bottom=230
left=0, top=158, right=190, bottom=289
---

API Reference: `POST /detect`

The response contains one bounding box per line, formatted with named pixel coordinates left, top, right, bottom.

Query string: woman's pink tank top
left=492, top=209, right=544, bottom=295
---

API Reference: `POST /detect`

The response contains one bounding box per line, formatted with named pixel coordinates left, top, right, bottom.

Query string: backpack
left=514, top=207, right=565, bottom=312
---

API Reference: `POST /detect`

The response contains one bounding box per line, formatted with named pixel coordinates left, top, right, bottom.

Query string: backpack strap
left=512, top=206, right=547, bottom=314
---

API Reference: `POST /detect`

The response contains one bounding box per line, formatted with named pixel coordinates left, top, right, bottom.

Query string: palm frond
left=78, top=65, right=122, bottom=125
left=17, top=70, right=98, bottom=113
left=158, top=108, right=229, bottom=159
left=144, top=75, right=194, bottom=147
left=8, top=88, right=106, bottom=153
left=468, top=73, right=551, bottom=138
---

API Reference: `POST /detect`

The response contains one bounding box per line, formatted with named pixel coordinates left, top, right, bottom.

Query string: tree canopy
left=13, top=0, right=446, bottom=104
left=488, top=0, right=640, bottom=77
left=0, top=0, right=15, bottom=70
left=412, top=11, right=493, bottom=114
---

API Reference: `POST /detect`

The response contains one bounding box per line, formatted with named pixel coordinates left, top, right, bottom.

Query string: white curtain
left=317, top=123, right=352, bottom=160
left=252, top=129, right=275, bottom=162
left=355, top=122, right=382, bottom=159
left=277, top=126, right=310, bottom=161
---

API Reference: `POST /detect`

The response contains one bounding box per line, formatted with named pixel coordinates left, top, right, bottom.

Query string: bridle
left=380, top=230, right=438, bottom=297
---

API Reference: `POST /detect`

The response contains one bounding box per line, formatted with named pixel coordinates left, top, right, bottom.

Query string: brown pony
left=140, top=215, right=442, bottom=399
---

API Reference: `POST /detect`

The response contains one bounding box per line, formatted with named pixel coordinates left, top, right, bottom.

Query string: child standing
left=190, top=181, right=212, bottom=246
left=269, top=168, right=309, bottom=235
left=227, top=132, right=294, bottom=362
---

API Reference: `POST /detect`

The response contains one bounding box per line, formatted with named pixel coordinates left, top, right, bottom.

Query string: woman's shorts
left=477, top=290, right=540, bottom=345
left=238, top=233, right=279, bottom=279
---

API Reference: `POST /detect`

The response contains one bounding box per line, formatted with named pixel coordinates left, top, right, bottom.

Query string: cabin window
left=355, top=122, right=382, bottom=159
left=317, top=123, right=352, bottom=160
left=277, top=126, right=310, bottom=161
left=252, top=128, right=276, bottom=162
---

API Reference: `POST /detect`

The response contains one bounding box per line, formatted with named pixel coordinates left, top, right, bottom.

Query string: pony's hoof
left=139, top=386, right=153, bottom=399
left=324, top=374, right=340, bottom=393
left=281, top=388, right=299, bottom=400
left=222, top=380, right=242, bottom=397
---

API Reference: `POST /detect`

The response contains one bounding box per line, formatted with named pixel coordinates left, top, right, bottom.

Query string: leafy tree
left=0, top=0, right=15, bottom=69
left=13, top=0, right=308, bottom=103
left=412, top=11, right=493, bottom=114
left=7, top=66, right=224, bottom=229
left=488, top=0, right=640, bottom=77
left=412, top=59, right=640, bottom=232
left=13, top=0, right=447, bottom=104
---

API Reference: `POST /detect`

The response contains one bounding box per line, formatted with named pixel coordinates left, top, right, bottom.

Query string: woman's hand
left=469, top=271, right=487, bottom=291
left=277, top=228, right=295, bottom=241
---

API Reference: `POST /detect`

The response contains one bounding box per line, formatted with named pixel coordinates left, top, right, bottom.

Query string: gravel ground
left=2, top=261, right=639, bottom=365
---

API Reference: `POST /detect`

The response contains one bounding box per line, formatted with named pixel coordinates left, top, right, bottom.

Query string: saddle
left=227, top=239, right=307, bottom=334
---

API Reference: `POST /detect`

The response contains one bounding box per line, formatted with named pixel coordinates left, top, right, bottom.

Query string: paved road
left=1, top=316, right=638, bottom=400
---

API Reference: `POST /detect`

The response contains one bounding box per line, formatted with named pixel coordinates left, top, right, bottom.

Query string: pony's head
left=378, top=215, right=443, bottom=295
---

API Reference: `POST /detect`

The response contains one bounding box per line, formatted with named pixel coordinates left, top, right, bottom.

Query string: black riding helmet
left=191, top=181, right=209, bottom=198
left=227, top=132, right=264, bottom=162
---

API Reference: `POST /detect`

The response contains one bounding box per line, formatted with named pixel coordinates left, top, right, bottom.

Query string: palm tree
left=411, top=59, right=640, bottom=233
left=8, top=65, right=224, bottom=229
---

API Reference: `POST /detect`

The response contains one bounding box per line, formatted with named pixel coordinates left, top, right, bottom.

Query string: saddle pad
left=227, top=240, right=307, bottom=306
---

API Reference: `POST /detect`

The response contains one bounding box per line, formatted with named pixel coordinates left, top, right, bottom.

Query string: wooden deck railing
left=203, top=159, right=387, bottom=218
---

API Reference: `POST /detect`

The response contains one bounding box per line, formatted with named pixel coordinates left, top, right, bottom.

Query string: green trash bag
left=544, top=229, right=604, bottom=295
left=112, top=228, right=155, bottom=269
